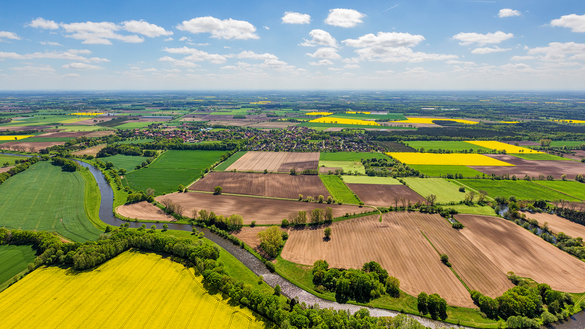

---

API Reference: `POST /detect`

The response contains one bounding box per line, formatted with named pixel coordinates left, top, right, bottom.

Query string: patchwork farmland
left=347, top=184, right=426, bottom=207
left=470, top=154, right=585, bottom=180
left=520, top=211, right=585, bottom=239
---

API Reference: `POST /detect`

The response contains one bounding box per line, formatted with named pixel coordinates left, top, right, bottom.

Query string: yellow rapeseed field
left=500, top=121, right=520, bottom=124
left=305, top=112, right=333, bottom=116
left=551, top=119, right=585, bottom=124
left=393, top=117, right=479, bottom=125
left=387, top=152, right=514, bottom=166
left=465, top=141, right=542, bottom=154
left=0, top=251, right=270, bottom=329
left=346, top=111, right=371, bottom=114
left=70, top=112, right=104, bottom=116
left=0, top=135, right=33, bottom=140
left=309, top=117, right=381, bottom=126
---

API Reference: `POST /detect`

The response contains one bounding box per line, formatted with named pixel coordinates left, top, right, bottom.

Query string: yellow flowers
left=310, top=117, right=380, bottom=126
left=551, top=119, right=585, bottom=124
left=346, top=111, right=371, bottom=114
left=387, top=152, right=514, bottom=166
left=500, top=121, right=520, bottom=124
left=250, top=101, right=271, bottom=104
left=0, top=135, right=33, bottom=140
left=305, top=112, right=333, bottom=116
left=393, top=117, right=479, bottom=125
left=465, top=141, right=542, bottom=154
left=70, top=112, right=104, bottom=116
left=0, top=252, right=268, bottom=329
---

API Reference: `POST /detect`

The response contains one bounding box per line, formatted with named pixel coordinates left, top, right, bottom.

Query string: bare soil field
left=280, top=213, right=474, bottom=307
left=319, top=167, right=341, bottom=174
left=72, top=144, right=107, bottom=157
left=456, top=214, right=585, bottom=293
left=156, top=192, right=361, bottom=224
left=116, top=201, right=175, bottom=222
left=471, top=154, right=585, bottom=179
left=0, top=141, right=65, bottom=150
left=324, top=127, right=344, bottom=132
left=0, top=166, right=14, bottom=173
left=226, top=151, right=320, bottom=172
left=347, top=184, right=426, bottom=207
left=35, top=131, right=89, bottom=138
left=504, top=141, right=540, bottom=146
left=85, top=130, right=116, bottom=137
left=565, top=150, right=585, bottom=161
left=190, top=172, right=330, bottom=199
left=520, top=211, right=585, bottom=238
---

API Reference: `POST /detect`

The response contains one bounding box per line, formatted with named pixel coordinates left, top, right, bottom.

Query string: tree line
left=0, top=156, right=44, bottom=185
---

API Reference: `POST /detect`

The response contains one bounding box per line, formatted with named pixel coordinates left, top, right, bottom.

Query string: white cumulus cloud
left=122, top=20, right=173, bottom=37
left=498, top=9, right=521, bottom=18
left=551, top=14, right=585, bottom=33
left=162, top=47, right=228, bottom=64
left=300, top=29, right=338, bottom=47
left=452, top=31, right=514, bottom=46
left=343, top=32, right=425, bottom=48
left=29, top=18, right=59, bottom=29
left=344, top=64, right=360, bottom=69
left=0, top=31, right=21, bottom=40
left=528, top=42, right=585, bottom=62
left=62, top=62, right=102, bottom=70
left=236, top=51, right=278, bottom=60
left=61, top=21, right=144, bottom=44
left=306, top=47, right=341, bottom=59
left=0, top=50, right=107, bottom=63
left=309, top=59, right=334, bottom=66
left=176, top=16, right=259, bottom=40
left=324, top=9, right=366, bottom=28
left=40, top=41, right=62, bottom=46
left=282, top=12, right=311, bottom=24
left=471, top=46, right=511, bottom=54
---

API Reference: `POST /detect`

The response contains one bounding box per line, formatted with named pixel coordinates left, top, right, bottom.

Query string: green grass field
left=402, top=178, right=467, bottom=204
left=60, top=126, right=110, bottom=132
left=124, top=150, right=225, bottom=195
left=215, top=151, right=247, bottom=171
left=101, top=155, right=146, bottom=172
left=0, top=245, right=36, bottom=292
left=115, top=121, right=166, bottom=129
left=209, top=108, right=252, bottom=115
left=0, top=154, right=28, bottom=166
left=457, top=179, right=581, bottom=201
left=328, top=113, right=407, bottom=120
left=319, top=175, right=361, bottom=204
left=534, top=181, right=585, bottom=200
left=0, top=161, right=102, bottom=242
left=448, top=204, right=496, bottom=216
left=404, top=141, right=491, bottom=152
left=512, top=153, right=572, bottom=161
left=0, top=116, right=86, bottom=127
left=298, top=122, right=413, bottom=130
left=319, top=152, right=385, bottom=161
left=319, top=161, right=366, bottom=174
left=410, top=165, right=484, bottom=177
left=341, top=176, right=401, bottom=185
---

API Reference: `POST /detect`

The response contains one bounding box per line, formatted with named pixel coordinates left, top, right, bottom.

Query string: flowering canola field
left=305, top=112, right=333, bottom=116
left=551, top=119, right=585, bottom=124
left=70, top=112, right=104, bottom=116
left=0, top=251, right=269, bottom=329
left=346, top=111, right=371, bottom=114
left=393, top=117, right=479, bottom=125
left=387, top=152, right=514, bottom=166
left=465, top=141, right=542, bottom=154
left=309, top=117, right=381, bottom=126
left=0, top=135, right=33, bottom=140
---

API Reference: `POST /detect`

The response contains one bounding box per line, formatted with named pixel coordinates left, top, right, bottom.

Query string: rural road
left=80, top=160, right=465, bottom=328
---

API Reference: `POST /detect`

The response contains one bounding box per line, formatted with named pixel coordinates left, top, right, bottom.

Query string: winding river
left=79, top=161, right=582, bottom=329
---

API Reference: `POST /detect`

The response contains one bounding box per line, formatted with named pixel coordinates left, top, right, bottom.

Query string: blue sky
left=0, top=0, right=584, bottom=90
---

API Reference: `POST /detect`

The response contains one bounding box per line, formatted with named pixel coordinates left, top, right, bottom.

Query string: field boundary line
left=532, top=181, right=584, bottom=201
left=451, top=179, right=494, bottom=201
left=420, top=230, right=471, bottom=292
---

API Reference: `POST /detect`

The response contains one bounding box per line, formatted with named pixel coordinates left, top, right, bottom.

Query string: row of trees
left=417, top=292, right=448, bottom=320
left=0, top=156, right=43, bottom=185
left=311, top=260, right=401, bottom=304
left=285, top=208, right=334, bottom=226
left=51, top=157, right=80, bottom=172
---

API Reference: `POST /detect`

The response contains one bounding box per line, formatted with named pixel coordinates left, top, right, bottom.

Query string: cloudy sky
left=0, top=0, right=584, bottom=90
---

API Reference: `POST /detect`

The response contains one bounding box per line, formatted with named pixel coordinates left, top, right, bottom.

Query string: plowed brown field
left=72, top=144, right=106, bottom=157
left=189, top=172, right=330, bottom=199
left=471, top=154, right=585, bottom=180
left=226, top=151, right=319, bottom=172
left=117, top=201, right=175, bottom=221
left=520, top=211, right=585, bottom=239
left=281, top=213, right=475, bottom=307
left=156, top=192, right=361, bottom=224
left=457, top=214, right=585, bottom=293
left=347, top=184, right=426, bottom=207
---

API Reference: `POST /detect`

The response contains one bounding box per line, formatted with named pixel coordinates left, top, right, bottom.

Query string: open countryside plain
left=0, top=251, right=270, bottom=329
left=190, top=172, right=331, bottom=199
left=471, top=154, right=585, bottom=180
left=456, top=215, right=585, bottom=293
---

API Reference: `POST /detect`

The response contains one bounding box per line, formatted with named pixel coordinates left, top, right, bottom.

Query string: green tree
left=385, top=276, right=400, bottom=297
left=257, top=226, right=284, bottom=258
left=227, top=214, right=244, bottom=231
left=178, top=184, right=185, bottom=192
left=324, top=207, right=333, bottom=222
left=426, top=194, right=437, bottom=206
left=417, top=292, right=429, bottom=315
left=214, top=186, right=223, bottom=195
left=162, top=224, right=168, bottom=231
left=324, top=227, right=332, bottom=239
left=311, top=208, right=323, bottom=224
left=318, top=195, right=325, bottom=203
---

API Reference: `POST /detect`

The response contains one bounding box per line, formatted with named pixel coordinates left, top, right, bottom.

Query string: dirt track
left=457, top=214, right=585, bottom=293
left=227, top=151, right=320, bottom=172
left=471, top=154, right=585, bottom=179
left=232, top=226, right=285, bottom=259
left=281, top=213, right=475, bottom=307
left=520, top=211, right=585, bottom=239
left=190, top=172, right=330, bottom=199
left=117, top=201, right=175, bottom=222
left=157, top=192, right=361, bottom=224
left=347, top=184, right=426, bottom=207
